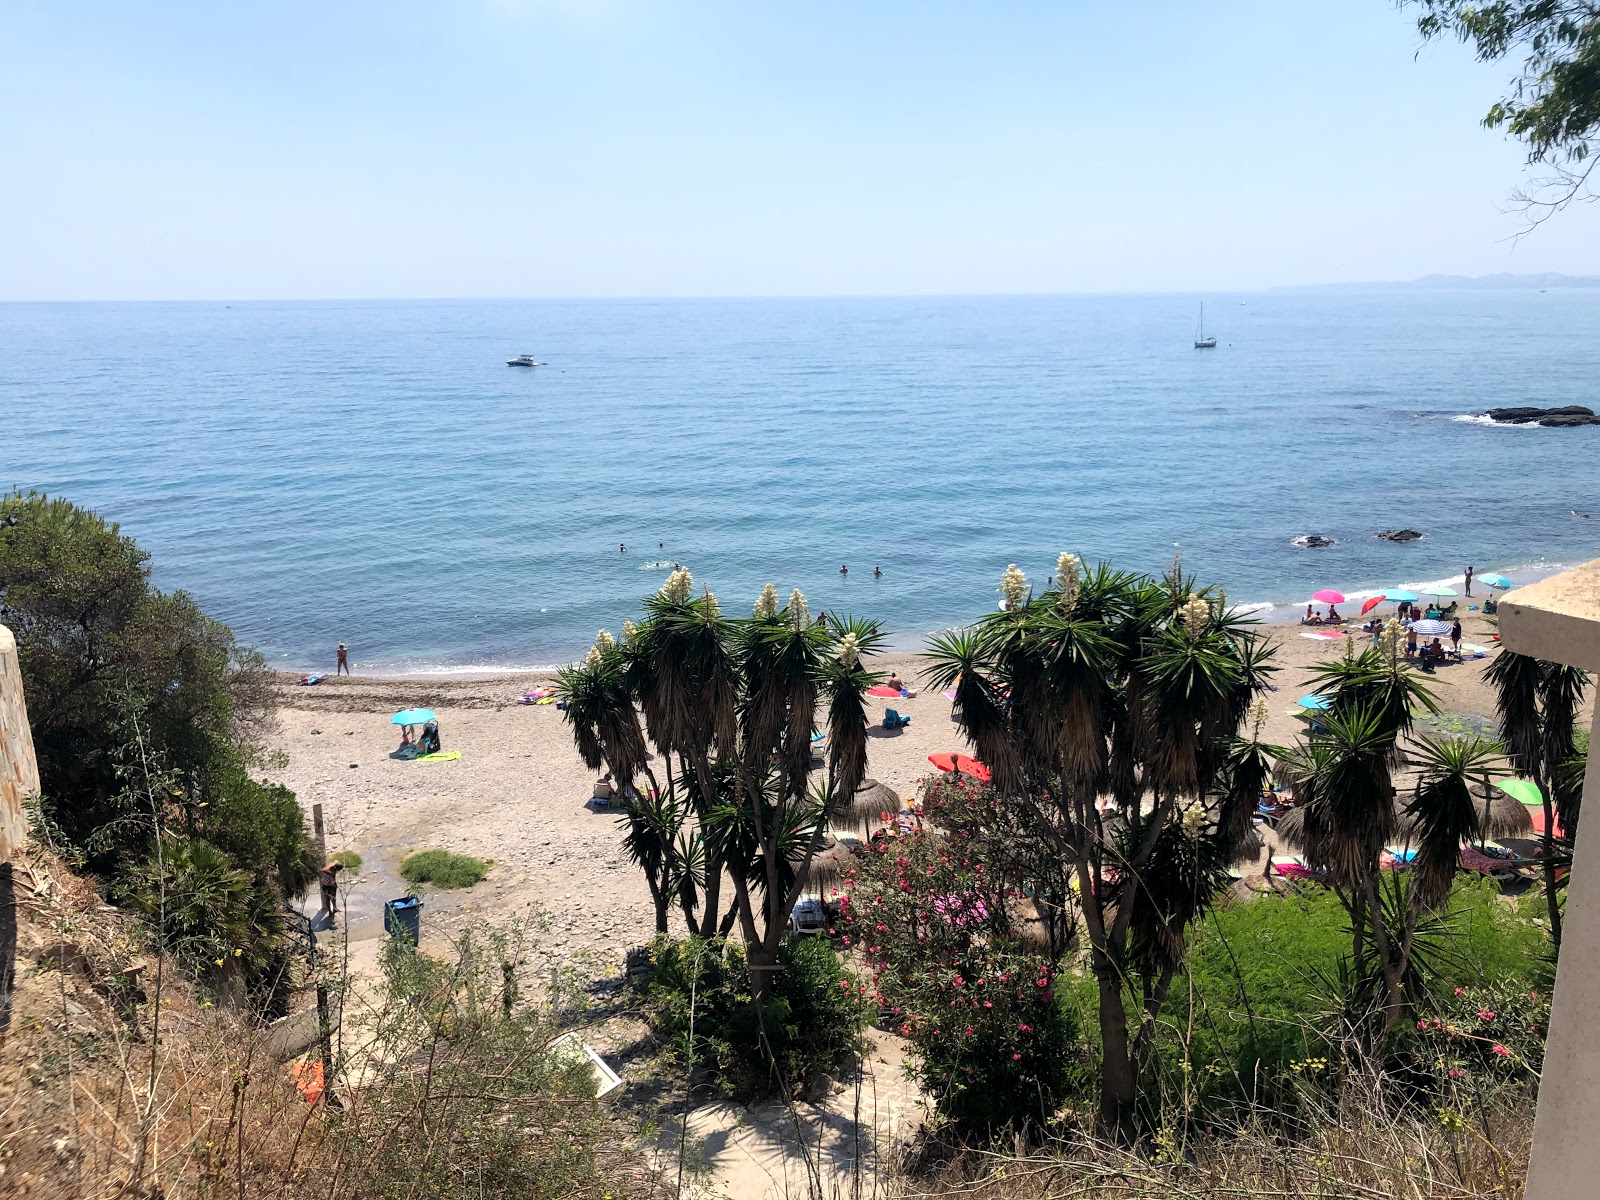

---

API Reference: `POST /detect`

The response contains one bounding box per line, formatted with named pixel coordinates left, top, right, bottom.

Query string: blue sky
left=2, top=0, right=1594, bottom=300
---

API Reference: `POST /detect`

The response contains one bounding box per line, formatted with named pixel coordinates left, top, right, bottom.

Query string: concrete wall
left=1498, top=559, right=1600, bottom=1200
left=0, top=625, right=40, bottom=860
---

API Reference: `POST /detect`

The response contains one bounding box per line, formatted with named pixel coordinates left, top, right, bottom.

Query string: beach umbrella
left=1297, top=693, right=1332, bottom=711
left=1493, top=778, right=1544, bottom=807
left=835, top=778, right=901, bottom=834
left=1419, top=585, right=1458, bottom=599
left=865, top=684, right=903, bottom=698
left=1409, top=619, right=1452, bottom=637
left=1479, top=573, right=1513, bottom=590
left=1529, top=807, right=1567, bottom=839
left=928, top=752, right=992, bottom=782
left=391, top=708, right=435, bottom=726
left=1360, top=596, right=1385, bottom=615
left=800, top=834, right=864, bottom=894
left=1385, top=589, right=1420, bottom=603
left=1477, top=790, right=1535, bottom=839
left=1312, top=589, right=1346, bottom=604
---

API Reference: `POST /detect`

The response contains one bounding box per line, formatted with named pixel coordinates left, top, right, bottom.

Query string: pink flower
left=1492, top=1043, right=1510, bottom=1057
left=1012, top=1053, right=1022, bottom=1061
left=1454, top=987, right=1464, bottom=997
left=964, top=1026, right=974, bottom=1038
left=1448, top=1067, right=1465, bottom=1081
left=1478, top=1008, right=1496, bottom=1022
left=1417, top=1020, right=1428, bottom=1031
left=1017, top=1023, right=1033, bottom=1033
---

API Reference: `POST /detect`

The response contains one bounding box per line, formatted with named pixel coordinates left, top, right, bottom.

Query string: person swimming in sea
left=840, top=564, right=848, bottom=575
left=874, top=565, right=882, bottom=578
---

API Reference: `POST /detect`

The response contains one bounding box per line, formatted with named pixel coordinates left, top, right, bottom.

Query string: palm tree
left=925, top=556, right=1274, bottom=1140
left=1486, top=649, right=1590, bottom=951
left=557, top=571, right=882, bottom=997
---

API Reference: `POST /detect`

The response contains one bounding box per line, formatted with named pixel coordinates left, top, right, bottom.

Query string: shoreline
left=273, top=561, right=1568, bottom=679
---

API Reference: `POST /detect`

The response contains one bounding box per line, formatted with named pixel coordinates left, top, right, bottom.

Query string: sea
left=4, top=292, right=1598, bottom=674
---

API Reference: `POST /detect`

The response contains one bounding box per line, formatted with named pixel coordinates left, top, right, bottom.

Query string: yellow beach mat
left=417, top=751, right=461, bottom=762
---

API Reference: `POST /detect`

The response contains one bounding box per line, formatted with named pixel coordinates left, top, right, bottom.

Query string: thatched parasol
left=1477, top=788, right=1534, bottom=840
left=1229, top=824, right=1265, bottom=867
left=799, top=837, right=862, bottom=896
left=833, top=778, right=901, bottom=834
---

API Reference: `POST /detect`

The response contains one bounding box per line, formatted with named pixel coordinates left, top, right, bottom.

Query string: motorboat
left=506, top=354, right=544, bottom=367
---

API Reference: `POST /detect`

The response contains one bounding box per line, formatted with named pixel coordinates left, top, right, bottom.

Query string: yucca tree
left=926, top=555, right=1275, bottom=1140
left=1486, top=649, right=1590, bottom=951
left=557, top=570, right=882, bottom=997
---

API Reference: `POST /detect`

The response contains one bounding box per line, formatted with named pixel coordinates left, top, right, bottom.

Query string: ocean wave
left=1451, top=413, right=1547, bottom=428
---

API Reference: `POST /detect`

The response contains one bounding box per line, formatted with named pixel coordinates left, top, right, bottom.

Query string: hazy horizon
left=4, top=1, right=1597, bottom=302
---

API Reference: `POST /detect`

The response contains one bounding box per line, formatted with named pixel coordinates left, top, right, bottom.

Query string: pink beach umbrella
left=1312, top=589, right=1346, bottom=605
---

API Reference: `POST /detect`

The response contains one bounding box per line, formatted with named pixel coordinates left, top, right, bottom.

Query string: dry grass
left=889, top=1074, right=1533, bottom=1200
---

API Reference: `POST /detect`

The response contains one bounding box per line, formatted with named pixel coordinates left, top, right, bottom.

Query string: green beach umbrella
left=391, top=707, right=436, bottom=726
left=1492, top=778, right=1544, bottom=807
left=1418, top=585, right=1457, bottom=599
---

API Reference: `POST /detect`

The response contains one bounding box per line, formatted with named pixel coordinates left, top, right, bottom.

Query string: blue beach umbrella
left=1297, top=693, right=1332, bottom=711
left=1479, top=573, right=1513, bottom=590
left=392, top=708, right=436, bottom=726
left=1410, top=619, right=1452, bottom=636
left=1385, top=589, right=1420, bottom=603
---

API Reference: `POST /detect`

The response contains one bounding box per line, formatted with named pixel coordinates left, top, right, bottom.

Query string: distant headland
left=1273, top=272, right=1600, bottom=292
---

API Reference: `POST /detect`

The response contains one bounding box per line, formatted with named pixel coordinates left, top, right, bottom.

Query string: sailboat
left=1193, top=303, right=1217, bottom=349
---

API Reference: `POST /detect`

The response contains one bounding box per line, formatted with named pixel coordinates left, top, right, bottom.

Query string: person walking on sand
left=1450, top=617, right=1463, bottom=658
left=1464, top=565, right=1474, bottom=596
left=336, top=643, right=350, bottom=676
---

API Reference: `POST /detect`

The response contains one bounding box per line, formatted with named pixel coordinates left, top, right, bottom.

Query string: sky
left=2, top=0, right=1595, bottom=300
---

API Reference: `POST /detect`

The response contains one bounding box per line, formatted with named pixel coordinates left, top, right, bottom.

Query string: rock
left=310, top=728, right=322, bottom=735
left=800, top=1071, right=832, bottom=1103
left=1483, top=405, right=1600, bottom=426
left=1376, top=529, right=1423, bottom=542
left=349, top=762, right=359, bottom=769
left=1292, top=535, right=1335, bottom=549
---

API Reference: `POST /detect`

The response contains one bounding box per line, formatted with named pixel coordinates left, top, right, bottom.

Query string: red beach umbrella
left=929, top=752, right=991, bottom=782
left=1529, top=807, right=1568, bottom=840
left=1360, top=595, right=1384, bottom=615
left=866, top=684, right=903, bottom=698
left=1312, top=589, right=1346, bottom=605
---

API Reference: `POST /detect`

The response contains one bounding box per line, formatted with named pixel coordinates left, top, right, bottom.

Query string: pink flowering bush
left=1405, top=980, right=1550, bottom=1092
left=839, top=825, right=1082, bottom=1132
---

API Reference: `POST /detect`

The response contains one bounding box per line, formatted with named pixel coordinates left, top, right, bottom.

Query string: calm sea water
left=4, top=293, right=1598, bottom=672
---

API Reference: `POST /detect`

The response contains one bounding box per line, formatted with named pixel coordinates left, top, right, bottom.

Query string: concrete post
left=1498, top=559, right=1600, bottom=1200
left=0, top=625, right=40, bottom=861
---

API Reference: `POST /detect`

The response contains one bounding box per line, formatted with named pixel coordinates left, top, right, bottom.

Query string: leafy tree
left=922, top=555, right=1276, bottom=1140
left=1, top=491, right=312, bottom=1000
left=1410, top=0, right=1600, bottom=217
left=557, top=570, right=879, bottom=997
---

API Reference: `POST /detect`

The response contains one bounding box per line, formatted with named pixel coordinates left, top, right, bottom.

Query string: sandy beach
left=266, top=602, right=1561, bottom=978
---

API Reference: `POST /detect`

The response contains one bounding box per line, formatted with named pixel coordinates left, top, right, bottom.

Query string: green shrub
left=400, top=849, right=490, bottom=889
left=328, top=849, right=362, bottom=874
left=645, top=935, right=865, bottom=1098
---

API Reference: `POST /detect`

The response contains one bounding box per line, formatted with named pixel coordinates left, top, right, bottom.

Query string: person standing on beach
left=1450, top=617, right=1463, bottom=658
left=1464, top=565, right=1473, bottom=596
left=336, top=643, right=349, bottom=676
left=319, top=859, right=344, bottom=920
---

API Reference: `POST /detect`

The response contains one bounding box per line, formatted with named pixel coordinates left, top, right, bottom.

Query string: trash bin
left=383, top=896, right=423, bottom=945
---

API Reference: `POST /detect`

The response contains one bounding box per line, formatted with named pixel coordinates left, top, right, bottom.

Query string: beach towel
left=1299, top=631, right=1344, bottom=641
left=1459, top=643, right=1490, bottom=658
left=300, top=674, right=324, bottom=686
left=416, top=751, right=461, bottom=762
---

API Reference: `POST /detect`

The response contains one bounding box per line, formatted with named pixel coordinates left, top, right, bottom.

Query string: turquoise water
left=4, top=293, right=1598, bottom=672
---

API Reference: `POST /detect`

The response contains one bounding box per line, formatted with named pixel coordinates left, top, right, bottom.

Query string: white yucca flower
left=703, top=588, right=720, bottom=618
left=1382, top=616, right=1403, bottom=663
left=1249, top=695, right=1270, bottom=738
left=754, top=583, right=780, bottom=619
left=1055, top=552, right=1082, bottom=609
left=622, top=619, right=638, bottom=643
left=1181, top=801, right=1208, bottom=839
left=594, top=628, right=616, bottom=653
left=836, top=630, right=861, bottom=669
left=788, top=589, right=811, bottom=629
left=1180, top=593, right=1211, bottom=640
left=660, top=567, right=693, bottom=603
left=583, top=645, right=602, bottom=669
left=998, top=564, right=1028, bottom=611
